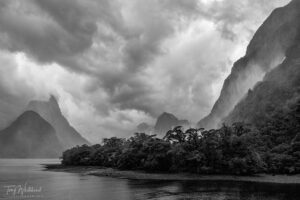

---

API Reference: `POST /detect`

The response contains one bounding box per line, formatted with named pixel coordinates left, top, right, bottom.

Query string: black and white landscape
left=0, top=0, right=300, bottom=200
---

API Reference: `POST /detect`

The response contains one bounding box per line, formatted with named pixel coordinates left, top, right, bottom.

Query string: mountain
left=137, top=122, right=153, bottom=133
left=198, top=0, right=300, bottom=129
left=0, top=111, right=63, bottom=158
left=27, top=95, right=90, bottom=149
left=224, top=29, right=300, bottom=126
left=154, top=112, right=189, bottom=135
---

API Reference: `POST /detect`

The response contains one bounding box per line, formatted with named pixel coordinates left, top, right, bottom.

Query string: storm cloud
left=0, top=0, right=290, bottom=142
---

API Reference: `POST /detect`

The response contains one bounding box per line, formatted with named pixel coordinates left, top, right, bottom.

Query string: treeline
left=62, top=99, right=300, bottom=175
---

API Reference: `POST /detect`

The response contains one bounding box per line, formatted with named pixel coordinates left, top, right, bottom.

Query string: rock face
left=0, top=111, right=63, bottom=158
left=198, top=0, right=300, bottom=129
left=224, top=29, right=300, bottom=126
left=27, top=95, right=90, bottom=149
left=154, top=112, right=189, bottom=135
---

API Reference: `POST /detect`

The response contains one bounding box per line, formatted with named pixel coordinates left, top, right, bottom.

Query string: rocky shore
left=44, top=164, right=300, bottom=184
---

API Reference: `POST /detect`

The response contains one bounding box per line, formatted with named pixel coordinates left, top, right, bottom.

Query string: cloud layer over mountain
left=0, top=0, right=290, bottom=142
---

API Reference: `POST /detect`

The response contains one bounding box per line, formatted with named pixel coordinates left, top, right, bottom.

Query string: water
left=0, top=159, right=299, bottom=200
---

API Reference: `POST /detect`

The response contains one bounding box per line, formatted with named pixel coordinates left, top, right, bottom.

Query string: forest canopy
left=61, top=99, right=300, bottom=175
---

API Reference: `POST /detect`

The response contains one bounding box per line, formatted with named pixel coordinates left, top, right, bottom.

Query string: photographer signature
left=4, top=182, right=42, bottom=198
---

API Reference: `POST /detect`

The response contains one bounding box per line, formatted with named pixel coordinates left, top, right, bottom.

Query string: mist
left=0, top=0, right=291, bottom=141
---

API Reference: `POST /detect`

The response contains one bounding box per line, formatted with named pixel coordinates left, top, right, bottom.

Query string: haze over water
left=0, top=159, right=299, bottom=200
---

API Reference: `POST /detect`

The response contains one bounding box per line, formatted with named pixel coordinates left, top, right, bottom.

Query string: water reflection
left=127, top=180, right=300, bottom=200
left=0, top=159, right=299, bottom=200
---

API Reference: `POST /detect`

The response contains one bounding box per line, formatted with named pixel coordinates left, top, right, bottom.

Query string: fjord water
left=0, top=159, right=299, bottom=200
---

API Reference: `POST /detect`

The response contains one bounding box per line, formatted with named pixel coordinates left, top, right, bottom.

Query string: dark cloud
left=0, top=1, right=93, bottom=68
left=0, top=0, right=292, bottom=141
left=120, top=1, right=175, bottom=72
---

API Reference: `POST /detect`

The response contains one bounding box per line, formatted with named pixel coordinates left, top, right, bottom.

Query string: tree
left=163, top=126, right=186, bottom=143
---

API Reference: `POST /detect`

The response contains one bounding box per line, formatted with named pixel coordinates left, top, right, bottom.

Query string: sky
left=0, top=0, right=290, bottom=142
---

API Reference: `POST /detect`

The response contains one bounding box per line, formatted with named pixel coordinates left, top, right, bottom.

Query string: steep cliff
left=27, top=95, right=90, bottom=149
left=224, top=29, right=300, bottom=126
left=198, top=0, right=300, bottom=129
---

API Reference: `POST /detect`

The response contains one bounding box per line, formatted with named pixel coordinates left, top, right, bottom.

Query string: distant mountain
left=198, top=0, right=300, bottom=129
left=0, top=111, right=63, bottom=158
left=154, top=112, right=189, bottom=135
left=27, top=95, right=90, bottom=149
left=137, top=122, right=153, bottom=133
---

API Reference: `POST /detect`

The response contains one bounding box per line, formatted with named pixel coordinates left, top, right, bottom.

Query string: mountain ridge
left=223, top=25, right=300, bottom=126
left=0, top=111, right=63, bottom=158
left=154, top=112, right=189, bottom=135
left=198, top=0, right=300, bottom=129
left=27, top=95, right=90, bottom=149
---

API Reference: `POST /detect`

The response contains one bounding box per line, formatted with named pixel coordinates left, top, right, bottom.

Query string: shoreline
left=44, top=164, right=300, bottom=184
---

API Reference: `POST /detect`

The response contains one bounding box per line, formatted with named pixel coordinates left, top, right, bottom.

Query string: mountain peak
left=49, top=94, right=58, bottom=104
left=154, top=112, right=189, bottom=135
left=162, top=112, right=172, bottom=115
left=0, top=110, right=63, bottom=158
left=26, top=96, right=90, bottom=149
left=18, top=110, right=41, bottom=119
left=159, top=112, right=177, bottom=119
left=14, top=111, right=45, bottom=128
left=27, top=95, right=61, bottom=116
left=48, top=95, right=61, bottom=113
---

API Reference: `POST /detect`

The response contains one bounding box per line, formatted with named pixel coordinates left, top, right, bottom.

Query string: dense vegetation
left=62, top=99, right=300, bottom=175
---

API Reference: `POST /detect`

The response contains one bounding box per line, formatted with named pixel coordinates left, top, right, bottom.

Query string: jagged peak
left=27, top=94, right=61, bottom=115
left=49, top=94, right=59, bottom=105
left=28, top=94, right=59, bottom=106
